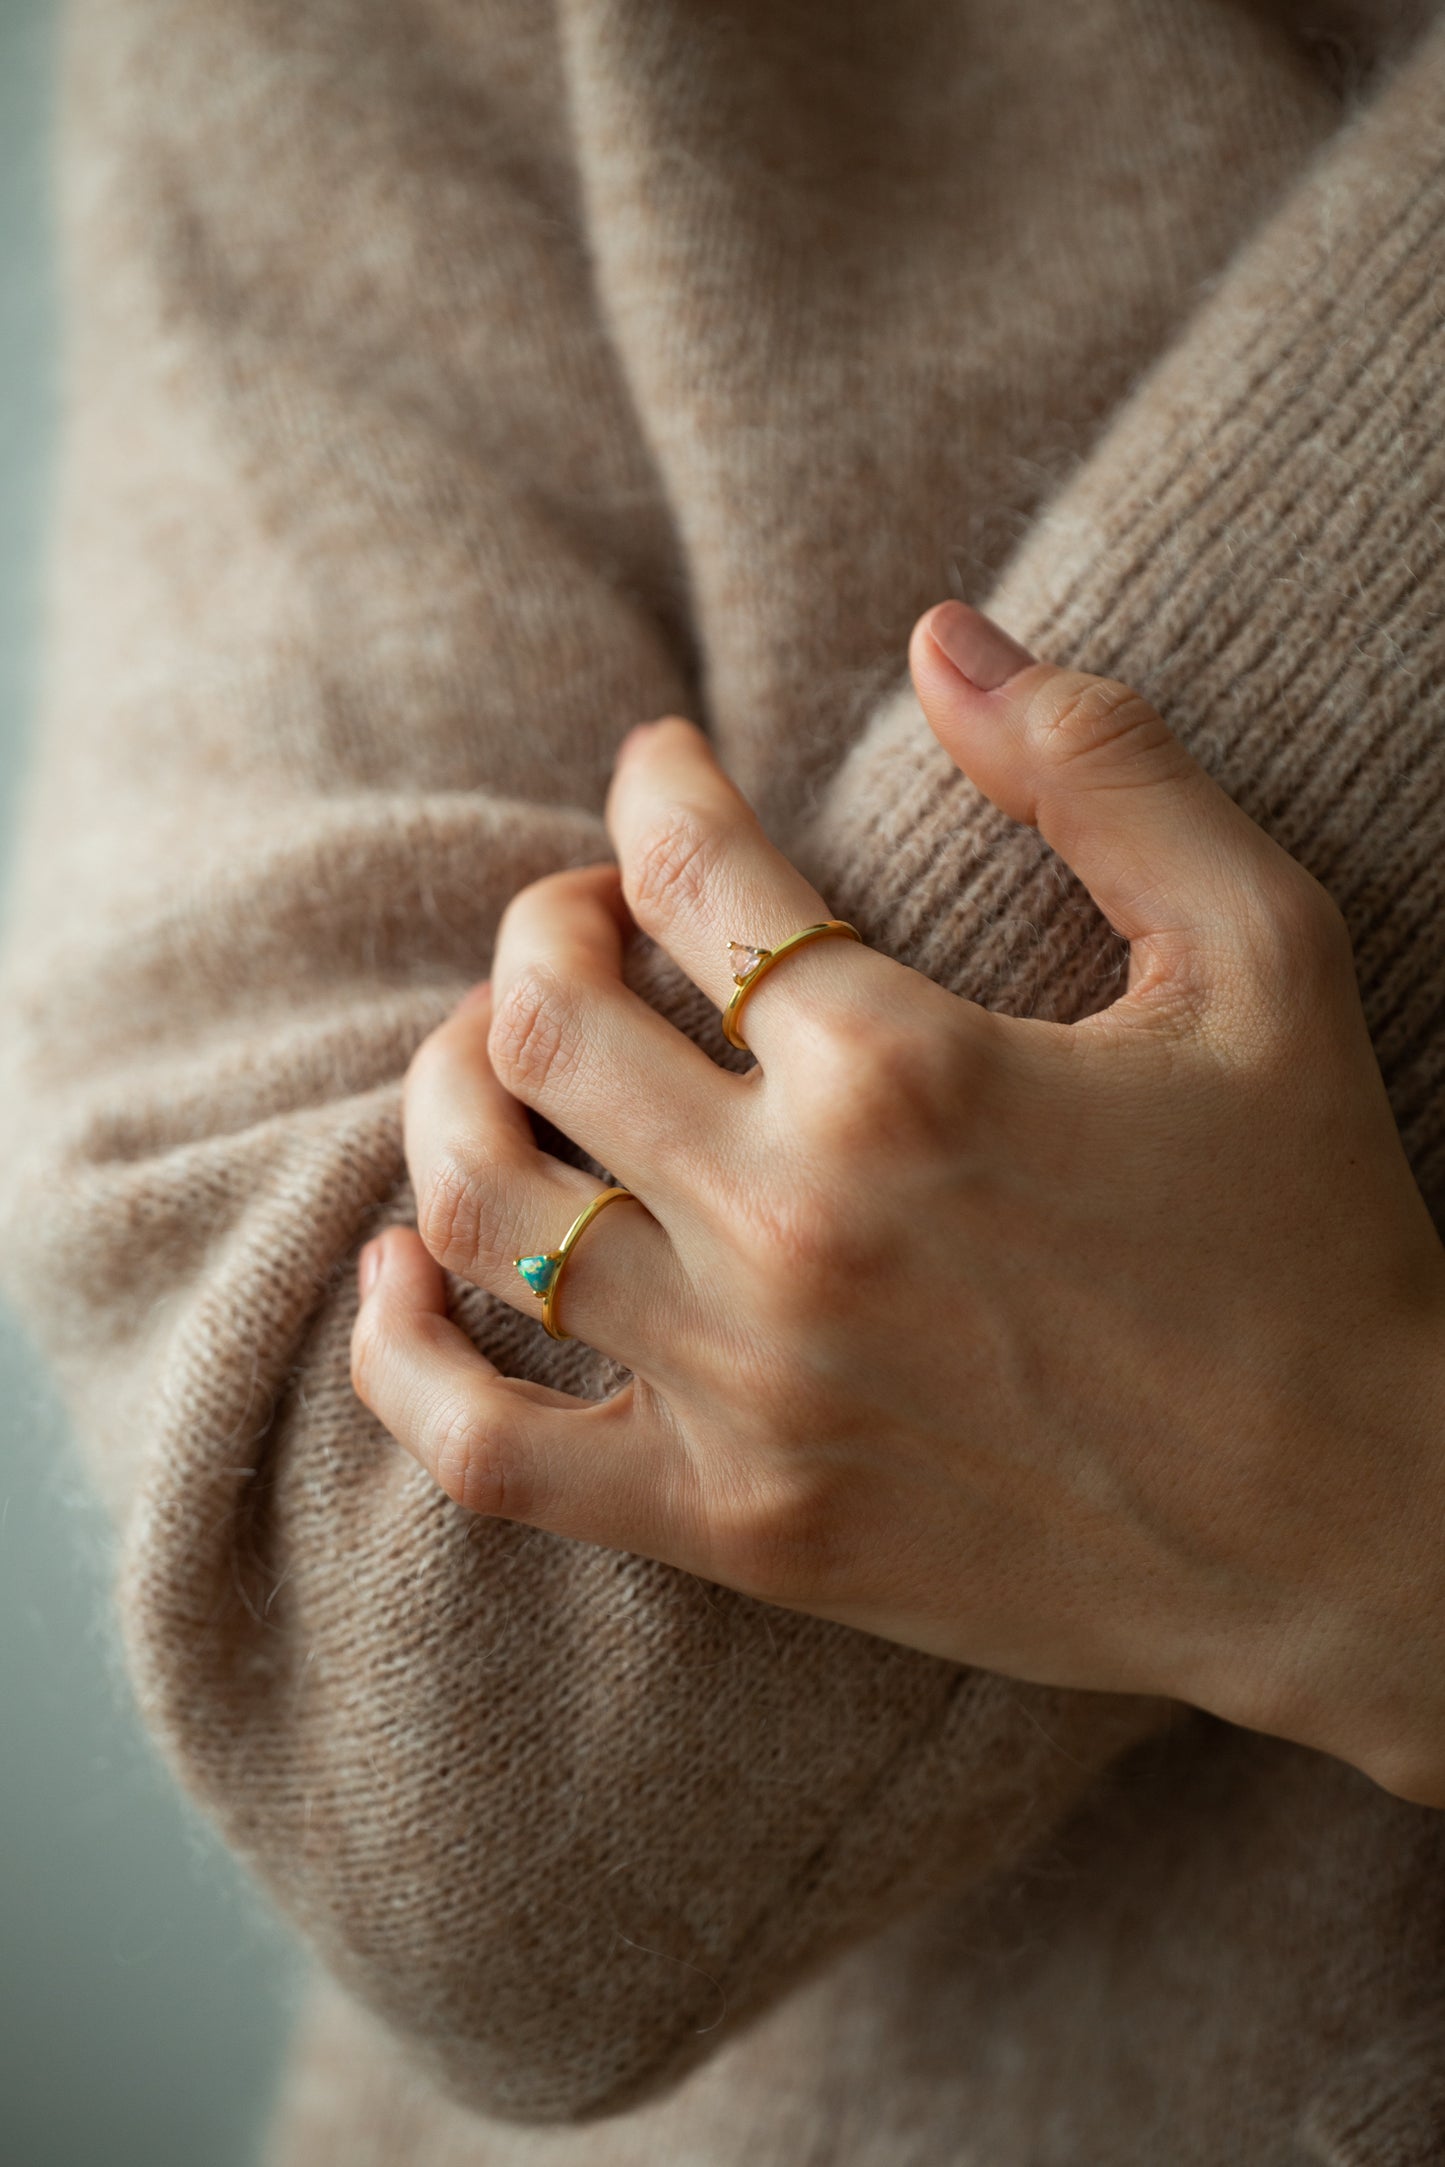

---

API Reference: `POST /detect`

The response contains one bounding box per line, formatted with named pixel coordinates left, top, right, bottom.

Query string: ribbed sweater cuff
left=812, top=18, right=1445, bottom=1200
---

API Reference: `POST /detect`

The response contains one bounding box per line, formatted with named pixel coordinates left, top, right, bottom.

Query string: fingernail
left=926, top=602, right=1035, bottom=691
left=358, top=1238, right=384, bottom=1299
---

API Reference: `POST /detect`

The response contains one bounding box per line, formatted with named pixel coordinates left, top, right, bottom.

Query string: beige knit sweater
left=4, top=0, right=1445, bottom=2159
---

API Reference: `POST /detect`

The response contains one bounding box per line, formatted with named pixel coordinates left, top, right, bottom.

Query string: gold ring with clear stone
left=721, top=920, right=864, bottom=1052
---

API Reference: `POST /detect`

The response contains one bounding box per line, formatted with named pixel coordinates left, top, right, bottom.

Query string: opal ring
left=513, top=1185, right=640, bottom=1341
left=722, top=920, right=864, bottom=1051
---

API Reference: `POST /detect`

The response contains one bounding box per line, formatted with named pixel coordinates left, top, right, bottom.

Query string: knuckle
left=1217, top=865, right=1359, bottom=1082
left=623, top=808, right=725, bottom=929
left=729, top=1187, right=833, bottom=1286
left=1028, top=675, right=1172, bottom=777
left=778, top=1195, right=858, bottom=1285
left=797, top=1018, right=965, bottom=1159
left=1236, top=859, right=1356, bottom=1008
left=430, top=1399, right=529, bottom=1521
left=487, top=963, right=579, bottom=1100
left=415, top=1153, right=496, bottom=1279
left=707, top=1465, right=853, bottom=1606
left=735, top=1181, right=885, bottom=1316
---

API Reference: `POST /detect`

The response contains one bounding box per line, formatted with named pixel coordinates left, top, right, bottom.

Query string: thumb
left=908, top=599, right=1307, bottom=1007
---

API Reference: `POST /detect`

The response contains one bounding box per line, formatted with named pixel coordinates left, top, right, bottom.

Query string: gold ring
left=513, top=1184, right=639, bottom=1342
left=722, top=921, right=864, bottom=1051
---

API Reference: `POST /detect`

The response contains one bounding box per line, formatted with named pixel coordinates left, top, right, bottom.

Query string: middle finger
left=487, top=859, right=742, bottom=1206
left=605, top=716, right=893, bottom=1066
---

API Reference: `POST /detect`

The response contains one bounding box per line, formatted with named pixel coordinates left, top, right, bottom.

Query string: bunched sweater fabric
left=3, top=0, right=1445, bottom=2159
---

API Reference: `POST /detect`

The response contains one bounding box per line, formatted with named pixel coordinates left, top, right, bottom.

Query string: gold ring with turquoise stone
left=513, top=1184, right=639, bottom=1342
left=722, top=920, right=864, bottom=1052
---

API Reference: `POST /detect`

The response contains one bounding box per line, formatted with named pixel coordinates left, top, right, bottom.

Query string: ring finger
left=404, top=981, right=693, bottom=1371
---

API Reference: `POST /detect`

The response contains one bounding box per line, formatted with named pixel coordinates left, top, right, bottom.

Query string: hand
left=351, top=601, right=1445, bottom=1806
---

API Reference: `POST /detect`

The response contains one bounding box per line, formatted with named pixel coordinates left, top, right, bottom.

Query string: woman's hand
left=351, top=601, right=1445, bottom=1806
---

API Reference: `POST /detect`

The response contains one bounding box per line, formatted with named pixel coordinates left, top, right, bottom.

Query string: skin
left=350, top=600, right=1445, bottom=1808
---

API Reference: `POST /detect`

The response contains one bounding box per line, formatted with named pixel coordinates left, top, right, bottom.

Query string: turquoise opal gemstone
left=514, top=1253, right=559, bottom=1296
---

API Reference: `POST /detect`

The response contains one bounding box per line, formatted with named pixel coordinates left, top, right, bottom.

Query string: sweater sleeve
left=809, top=14, right=1445, bottom=1265
left=0, top=0, right=1170, bottom=2129
left=7, top=0, right=1445, bottom=2137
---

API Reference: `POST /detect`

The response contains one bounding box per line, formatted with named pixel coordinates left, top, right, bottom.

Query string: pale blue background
left=0, top=4, right=304, bottom=2161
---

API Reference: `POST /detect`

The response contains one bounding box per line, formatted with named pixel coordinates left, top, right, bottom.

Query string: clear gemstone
left=514, top=1253, right=559, bottom=1296
left=728, top=940, right=767, bottom=983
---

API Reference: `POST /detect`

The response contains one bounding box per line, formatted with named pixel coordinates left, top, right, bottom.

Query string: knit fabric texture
left=2, top=0, right=1445, bottom=2160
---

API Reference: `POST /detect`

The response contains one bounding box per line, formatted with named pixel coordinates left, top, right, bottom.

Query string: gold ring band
left=513, top=1184, right=639, bottom=1342
left=722, top=920, right=864, bottom=1051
